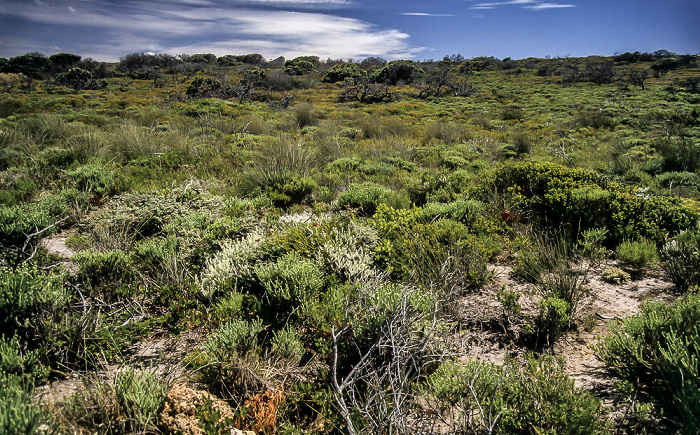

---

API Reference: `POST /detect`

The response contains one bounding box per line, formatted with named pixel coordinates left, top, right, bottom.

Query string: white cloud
left=524, top=2, right=575, bottom=9
left=0, top=0, right=417, bottom=60
left=400, top=12, right=456, bottom=17
left=470, top=0, right=575, bottom=10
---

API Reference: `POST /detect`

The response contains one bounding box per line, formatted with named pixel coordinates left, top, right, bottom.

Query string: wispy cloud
left=524, top=2, right=575, bottom=9
left=469, top=0, right=575, bottom=11
left=0, top=0, right=417, bottom=60
left=401, top=12, right=456, bottom=17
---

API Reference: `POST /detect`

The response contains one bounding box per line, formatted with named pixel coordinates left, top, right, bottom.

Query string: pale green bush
left=198, top=229, right=269, bottom=301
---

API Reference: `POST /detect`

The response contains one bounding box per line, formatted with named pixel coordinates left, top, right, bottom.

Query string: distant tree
left=77, top=58, right=112, bottom=78
left=443, top=53, right=465, bottom=63
left=417, top=61, right=451, bottom=98
left=4, top=52, right=50, bottom=78
left=323, top=63, right=364, bottom=83
left=0, top=58, right=8, bottom=72
left=242, top=53, right=265, bottom=65
left=653, top=49, right=674, bottom=58
left=186, top=77, right=223, bottom=98
left=339, top=77, right=392, bottom=103
left=628, top=69, right=649, bottom=90
left=651, top=57, right=678, bottom=77
left=55, top=67, right=93, bottom=90
left=359, top=57, right=386, bottom=70
left=372, top=60, right=423, bottom=85
left=231, top=67, right=267, bottom=102
left=285, top=56, right=319, bottom=75
left=216, top=55, right=241, bottom=66
left=48, top=53, right=81, bottom=74
left=188, top=53, right=217, bottom=64
left=584, top=62, right=615, bottom=84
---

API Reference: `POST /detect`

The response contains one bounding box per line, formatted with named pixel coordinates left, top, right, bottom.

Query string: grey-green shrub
left=335, top=182, right=393, bottom=216
left=598, top=293, right=700, bottom=433
left=601, top=267, right=631, bottom=284
left=255, top=252, right=323, bottom=311
left=270, top=326, right=305, bottom=362
left=0, top=335, right=48, bottom=383
left=0, top=372, right=44, bottom=435
left=113, top=367, right=169, bottom=433
left=662, top=229, right=700, bottom=291
left=423, top=356, right=606, bottom=434
left=74, top=250, right=137, bottom=302
left=0, top=266, right=67, bottom=336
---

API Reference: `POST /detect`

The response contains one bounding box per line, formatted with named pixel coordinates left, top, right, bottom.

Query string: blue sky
left=0, top=0, right=697, bottom=61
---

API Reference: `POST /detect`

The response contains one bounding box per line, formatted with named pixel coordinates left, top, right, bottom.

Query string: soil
left=449, top=260, right=676, bottom=406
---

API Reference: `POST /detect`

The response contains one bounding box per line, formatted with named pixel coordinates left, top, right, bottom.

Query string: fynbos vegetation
left=1, top=49, right=699, bottom=434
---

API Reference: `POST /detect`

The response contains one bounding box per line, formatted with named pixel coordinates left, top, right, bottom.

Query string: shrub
left=68, top=164, right=115, bottom=197
left=536, top=297, right=571, bottom=347
left=255, top=252, right=324, bottom=314
left=598, top=293, right=700, bottom=433
left=74, top=250, right=137, bottom=302
left=198, top=229, right=270, bottom=301
left=335, top=182, right=392, bottom=216
left=270, top=326, right=305, bottom=362
left=0, top=266, right=67, bottom=338
left=616, top=238, right=659, bottom=272
left=0, top=335, right=48, bottom=383
left=577, top=227, right=608, bottom=265
left=292, top=103, right=317, bottom=128
left=323, top=63, right=364, bottom=83
left=423, top=356, right=606, bottom=434
left=0, top=372, right=44, bottom=434
left=113, top=367, right=169, bottom=433
left=662, top=229, right=700, bottom=291
left=601, top=267, right=631, bottom=284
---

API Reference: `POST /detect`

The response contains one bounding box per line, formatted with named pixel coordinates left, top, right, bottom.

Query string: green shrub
left=662, top=229, right=700, bottom=291
left=270, top=326, right=305, bottom=362
left=0, top=335, right=48, bottom=383
left=74, top=250, right=137, bottom=302
left=423, top=356, right=606, bottom=434
left=336, top=182, right=392, bottom=216
left=255, top=252, right=324, bottom=314
left=0, top=372, right=44, bottom=434
left=416, top=199, right=485, bottom=226
left=598, top=293, right=700, bottom=433
left=0, top=266, right=67, bottom=337
left=577, top=227, right=608, bottom=265
left=113, top=367, right=169, bottom=433
left=68, top=163, right=115, bottom=197
left=616, top=238, right=659, bottom=272
left=536, top=297, right=571, bottom=347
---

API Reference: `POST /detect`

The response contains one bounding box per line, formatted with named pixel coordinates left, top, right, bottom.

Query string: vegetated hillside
left=1, top=50, right=699, bottom=433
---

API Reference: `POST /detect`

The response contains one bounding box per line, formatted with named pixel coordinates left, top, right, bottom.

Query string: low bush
left=662, top=229, right=700, bottom=291
left=198, top=229, right=271, bottom=301
left=74, top=250, right=138, bottom=302
left=423, top=356, right=606, bottom=434
left=0, top=372, right=45, bottom=434
left=601, top=267, right=631, bottom=284
left=335, top=182, right=393, bottom=216
left=0, top=266, right=67, bottom=339
left=615, top=238, right=659, bottom=272
left=68, top=163, right=116, bottom=197
left=113, top=367, right=169, bottom=433
left=255, top=252, right=324, bottom=316
left=598, top=293, right=700, bottom=433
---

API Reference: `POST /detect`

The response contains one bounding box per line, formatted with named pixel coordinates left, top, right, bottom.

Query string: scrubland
left=1, top=51, right=700, bottom=433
